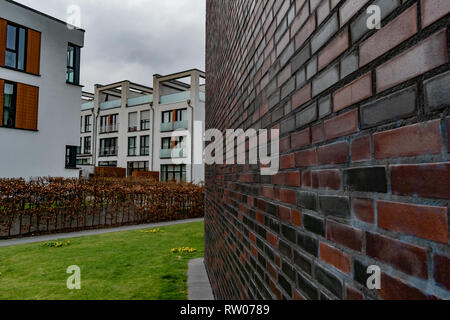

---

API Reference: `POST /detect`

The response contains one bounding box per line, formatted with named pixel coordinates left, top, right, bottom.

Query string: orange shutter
left=15, top=83, right=39, bottom=130
left=26, top=29, right=41, bottom=75
left=0, top=80, right=4, bottom=127
left=0, top=19, right=6, bottom=67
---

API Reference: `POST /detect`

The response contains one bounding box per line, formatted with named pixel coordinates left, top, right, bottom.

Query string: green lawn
left=0, top=221, right=204, bottom=300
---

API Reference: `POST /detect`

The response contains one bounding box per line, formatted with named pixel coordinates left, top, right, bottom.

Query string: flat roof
left=6, top=0, right=86, bottom=32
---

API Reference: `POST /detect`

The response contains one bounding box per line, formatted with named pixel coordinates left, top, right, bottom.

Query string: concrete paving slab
left=188, top=258, right=214, bottom=300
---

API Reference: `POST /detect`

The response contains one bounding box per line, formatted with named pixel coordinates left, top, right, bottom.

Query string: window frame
left=2, top=81, right=17, bottom=128
left=83, top=136, right=92, bottom=155
left=65, top=145, right=78, bottom=169
left=128, top=136, right=137, bottom=156
left=160, top=164, right=187, bottom=182
left=140, top=135, right=150, bottom=156
left=66, top=43, right=81, bottom=85
left=4, top=22, right=27, bottom=72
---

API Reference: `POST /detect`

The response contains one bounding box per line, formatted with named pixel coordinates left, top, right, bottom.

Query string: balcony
left=160, top=91, right=190, bottom=105
left=160, top=120, right=188, bottom=132
left=99, top=147, right=118, bottom=157
left=160, top=148, right=186, bottom=159
left=99, top=124, right=119, bottom=134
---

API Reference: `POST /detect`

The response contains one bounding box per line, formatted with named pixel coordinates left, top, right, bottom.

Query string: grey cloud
left=15, top=0, right=205, bottom=92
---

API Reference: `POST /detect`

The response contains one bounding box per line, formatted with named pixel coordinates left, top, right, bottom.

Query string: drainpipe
left=150, top=102, right=155, bottom=172
left=187, top=99, right=194, bottom=183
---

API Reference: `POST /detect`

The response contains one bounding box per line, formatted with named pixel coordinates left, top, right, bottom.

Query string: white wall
left=0, top=1, right=85, bottom=178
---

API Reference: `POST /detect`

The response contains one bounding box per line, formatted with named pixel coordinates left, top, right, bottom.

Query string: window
left=160, top=165, right=186, bottom=182
left=128, top=112, right=138, bottom=132
left=100, top=114, right=118, bottom=133
left=98, top=161, right=117, bottom=167
left=65, top=146, right=78, bottom=169
left=140, top=135, right=150, bottom=156
left=162, top=111, right=172, bottom=123
left=77, top=158, right=91, bottom=166
left=5, top=23, right=26, bottom=71
left=84, top=136, right=91, bottom=154
left=99, top=138, right=118, bottom=157
left=84, top=115, right=92, bottom=133
left=161, top=137, right=172, bottom=150
left=66, top=44, right=81, bottom=85
left=128, top=137, right=137, bottom=156
left=127, top=161, right=149, bottom=176
left=174, top=136, right=186, bottom=149
left=141, top=110, right=150, bottom=131
left=175, top=109, right=187, bottom=122
left=2, top=82, right=16, bottom=128
left=77, top=137, right=82, bottom=155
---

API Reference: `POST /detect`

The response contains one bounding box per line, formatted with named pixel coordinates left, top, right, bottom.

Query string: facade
left=78, top=69, right=205, bottom=183
left=205, top=0, right=450, bottom=300
left=0, top=0, right=85, bottom=178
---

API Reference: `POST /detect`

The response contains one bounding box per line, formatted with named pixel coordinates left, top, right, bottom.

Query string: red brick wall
left=205, top=0, right=450, bottom=300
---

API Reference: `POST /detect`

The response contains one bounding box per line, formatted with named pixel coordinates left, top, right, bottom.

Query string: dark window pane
left=5, top=51, right=16, bottom=68
left=67, top=45, right=74, bottom=67
left=6, top=25, right=16, bottom=50
left=17, top=28, right=26, bottom=70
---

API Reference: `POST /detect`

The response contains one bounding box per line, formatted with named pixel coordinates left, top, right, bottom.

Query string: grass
left=0, top=221, right=204, bottom=300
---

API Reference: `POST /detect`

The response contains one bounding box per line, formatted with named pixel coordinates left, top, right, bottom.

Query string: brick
left=353, top=260, right=370, bottom=286
left=318, top=95, right=332, bottom=118
left=351, top=135, right=371, bottom=162
left=312, top=64, right=339, bottom=96
left=311, top=169, right=341, bottom=190
left=306, top=57, right=317, bottom=81
left=261, top=186, right=275, bottom=200
left=296, top=103, right=317, bottom=128
left=374, top=120, right=442, bottom=159
left=295, top=15, right=316, bottom=50
left=294, top=250, right=312, bottom=275
left=277, top=64, right=292, bottom=86
left=324, top=109, right=359, bottom=140
left=311, top=13, right=339, bottom=54
left=267, top=231, right=279, bottom=248
left=339, top=0, right=370, bottom=25
left=278, top=205, right=292, bottom=223
left=376, top=30, right=448, bottom=92
left=297, top=272, right=319, bottom=299
left=311, top=123, right=324, bottom=144
left=346, top=286, right=364, bottom=300
left=366, top=232, right=428, bottom=278
left=292, top=209, right=302, bottom=227
left=421, top=0, right=450, bottom=27
left=378, top=200, right=448, bottom=243
left=296, top=191, right=318, bottom=211
left=319, top=196, right=350, bottom=219
left=361, top=85, right=417, bottom=128
left=317, top=141, right=349, bottom=165
left=360, top=5, right=418, bottom=66
left=352, top=198, right=374, bottom=224
left=291, top=128, right=310, bottom=148
left=315, top=264, right=344, bottom=298
left=318, top=29, right=349, bottom=70
left=295, top=148, right=317, bottom=167
left=333, top=73, right=372, bottom=112
left=391, top=162, right=450, bottom=200
left=344, top=167, right=388, bottom=193
left=317, top=0, right=330, bottom=25
left=280, top=116, right=296, bottom=135
left=303, top=214, right=325, bottom=236
left=340, top=51, right=358, bottom=78
left=320, top=243, right=351, bottom=274
left=281, top=225, right=297, bottom=243
left=280, top=188, right=297, bottom=205
left=327, top=220, right=363, bottom=252
left=296, top=68, right=307, bottom=89
left=379, top=274, right=435, bottom=300
left=292, top=44, right=311, bottom=72
left=279, top=136, right=291, bottom=153
left=297, top=232, right=319, bottom=257
left=434, top=254, right=450, bottom=291
left=292, top=83, right=312, bottom=110
left=424, top=70, right=450, bottom=111
left=280, top=154, right=295, bottom=169
left=284, top=171, right=301, bottom=187
left=350, top=0, right=400, bottom=42
left=291, top=2, right=309, bottom=35
left=302, top=170, right=311, bottom=187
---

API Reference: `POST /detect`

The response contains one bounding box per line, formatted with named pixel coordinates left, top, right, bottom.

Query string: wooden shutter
left=0, top=19, right=6, bottom=67
left=0, top=79, right=4, bottom=127
left=15, top=83, right=39, bottom=130
left=26, top=29, right=41, bottom=75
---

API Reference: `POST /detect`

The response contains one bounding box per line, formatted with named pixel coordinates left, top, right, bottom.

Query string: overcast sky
left=15, top=0, right=205, bottom=93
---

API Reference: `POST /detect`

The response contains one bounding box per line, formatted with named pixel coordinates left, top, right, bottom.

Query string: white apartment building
left=0, top=0, right=85, bottom=178
left=78, top=69, right=205, bottom=184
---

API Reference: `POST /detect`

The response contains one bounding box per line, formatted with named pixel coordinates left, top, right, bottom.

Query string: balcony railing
left=99, top=124, right=119, bottom=134
left=99, top=147, right=118, bottom=157
left=160, top=148, right=186, bottom=159
left=160, top=120, right=188, bottom=132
